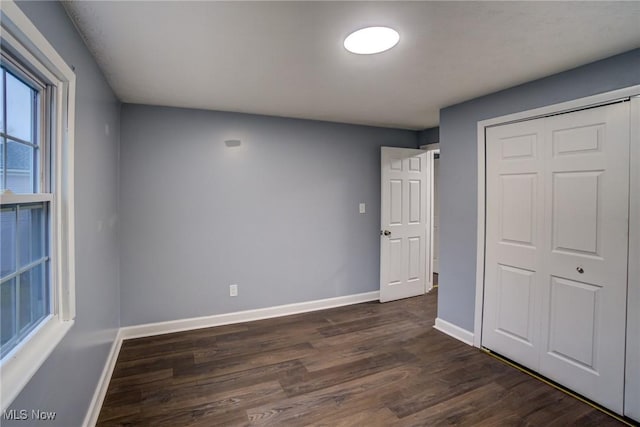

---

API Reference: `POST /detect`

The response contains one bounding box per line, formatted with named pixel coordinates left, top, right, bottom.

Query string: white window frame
left=0, top=0, right=76, bottom=410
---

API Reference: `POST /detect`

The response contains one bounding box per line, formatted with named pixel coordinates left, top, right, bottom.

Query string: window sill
left=0, top=316, right=74, bottom=411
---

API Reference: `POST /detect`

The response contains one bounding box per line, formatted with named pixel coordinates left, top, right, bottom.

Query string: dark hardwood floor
left=97, top=286, right=623, bottom=426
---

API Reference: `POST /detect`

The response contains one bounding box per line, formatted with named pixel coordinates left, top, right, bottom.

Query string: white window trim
left=0, top=0, right=76, bottom=411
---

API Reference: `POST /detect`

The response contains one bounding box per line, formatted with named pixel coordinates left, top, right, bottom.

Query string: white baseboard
left=120, top=291, right=380, bottom=340
left=83, top=328, right=123, bottom=427
left=82, top=290, right=379, bottom=426
left=434, top=317, right=474, bottom=346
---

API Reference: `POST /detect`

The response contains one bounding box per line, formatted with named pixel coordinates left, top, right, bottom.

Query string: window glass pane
left=1, top=207, right=16, bottom=278
left=18, top=204, right=45, bottom=267
left=0, top=71, right=4, bottom=132
left=19, top=263, right=48, bottom=333
left=1, top=278, right=16, bottom=348
left=0, top=137, right=4, bottom=190
left=0, top=203, right=49, bottom=359
left=6, top=72, right=33, bottom=142
left=6, top=140, right=34, bottom=193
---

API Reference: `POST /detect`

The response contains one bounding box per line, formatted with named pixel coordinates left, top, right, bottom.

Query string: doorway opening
left=422, top=143, right=440, bottom=291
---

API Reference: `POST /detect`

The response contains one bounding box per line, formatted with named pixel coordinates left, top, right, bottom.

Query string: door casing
left=625, top=95, right=640, bottom=421
left=421, top=144, right=440, bottom=284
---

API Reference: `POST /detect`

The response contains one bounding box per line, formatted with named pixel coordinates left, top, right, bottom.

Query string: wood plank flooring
left=97, top=287, right=623, bottom=426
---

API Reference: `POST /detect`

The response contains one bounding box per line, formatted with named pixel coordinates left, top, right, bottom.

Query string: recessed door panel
left=501, top=133, right=537, bottom=160
left=552, top=171, right=601, bottom=255
left=548, top=276, right=599, bottom=371
left=408, top=237, right=420, bottom=281
left=409, top=180, right=421, bottom=224
left=390, top=180, right=402, bottom=225
left=388, top=239, right=402, bottom=285
left=409, top=156, right=421, bottom=172
left=500, top=173, right=536, bottom=246
left=553, top=124, right=603, bottom=156
left=496, top=265, right=534, bottom=344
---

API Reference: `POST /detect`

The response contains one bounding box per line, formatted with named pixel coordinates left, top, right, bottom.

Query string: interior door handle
left=577, top=266, right=584, bottom=274
left=381, top=230, right=391, bottom=236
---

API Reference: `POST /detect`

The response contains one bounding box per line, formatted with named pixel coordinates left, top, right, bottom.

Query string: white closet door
left=482, top=118, right=545, bottom=369
left=483, top=101, right=630, bottom=414
left=538, top=102, right=629, bottom=413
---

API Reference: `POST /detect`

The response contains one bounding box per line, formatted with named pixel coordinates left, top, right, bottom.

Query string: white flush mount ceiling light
left=344, top=26, right=400, bottom=55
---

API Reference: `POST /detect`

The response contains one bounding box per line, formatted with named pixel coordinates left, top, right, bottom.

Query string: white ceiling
left=63, top=1, right=640, bottom=130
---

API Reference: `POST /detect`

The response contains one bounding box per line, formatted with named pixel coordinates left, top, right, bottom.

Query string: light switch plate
left=359, top=203, right=366, bottom=214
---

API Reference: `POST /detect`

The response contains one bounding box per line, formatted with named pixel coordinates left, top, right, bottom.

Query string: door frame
left=626, top=95, right=640, bottom=421
left=421, top=143, right=440, bottom=291
left=474, top=85, right=640, bottom=348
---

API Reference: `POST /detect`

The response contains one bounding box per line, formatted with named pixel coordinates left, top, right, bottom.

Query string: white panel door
left=538, top=103, right=629, bottom=413
left=380, top=147, right=428, bottom=302
left=483, top=102, right=630, bottom=414
left=483, top=118, right=545, bottom=369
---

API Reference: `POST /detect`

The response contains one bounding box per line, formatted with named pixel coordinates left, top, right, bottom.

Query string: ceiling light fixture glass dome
left=344, top=26, right=400, bottom=54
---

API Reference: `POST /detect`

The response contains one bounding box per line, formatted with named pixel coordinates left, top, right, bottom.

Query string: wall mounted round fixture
left=343, top=27, right=399, bottom=55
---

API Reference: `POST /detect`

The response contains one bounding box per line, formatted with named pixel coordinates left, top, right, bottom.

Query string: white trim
left=0, top=0, right=76, bottom=411
left=0, top=1, right=74, bottom=79
left=60, top=74, right=76, bottom=321
left=425, top=149, right=434, bottom=292
left=421, top=142, right=440, bottom=291
left=420, top=143, right=440, bottom=151
left=625, top=95, right=640, bottom=421
left=474, top=121, right=486, bottom=348
left=0, top=317, right=74, bottom=410
left=120, top=291, right=380, bottom=340
left=478, top=85, right=640, bottom=129
left=82, top=329, right=123, bottom=427
left=0, top=192, right=53, bottom=204
left=474, top=85, right=640, bottom=348
left=434, top=318, right=474, bottom=346
left=424, top=148, right=440, bottom=291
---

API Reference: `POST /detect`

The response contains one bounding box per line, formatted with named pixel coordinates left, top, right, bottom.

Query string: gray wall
left=418, top=127, right=439, bottom=146
left=437, top=48, right=640, bottom=332
left=119, top=105, right=417, bottom=326
left=6, top=2, right=121, bottom=426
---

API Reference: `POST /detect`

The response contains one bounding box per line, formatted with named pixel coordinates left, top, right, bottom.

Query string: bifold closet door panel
left=482, top=118, right=546, bottom=370
left=537, top=102, right=630, bottom=414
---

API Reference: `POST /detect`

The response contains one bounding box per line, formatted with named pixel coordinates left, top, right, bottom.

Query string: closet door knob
left=577, top=267, right=584, bottom=274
